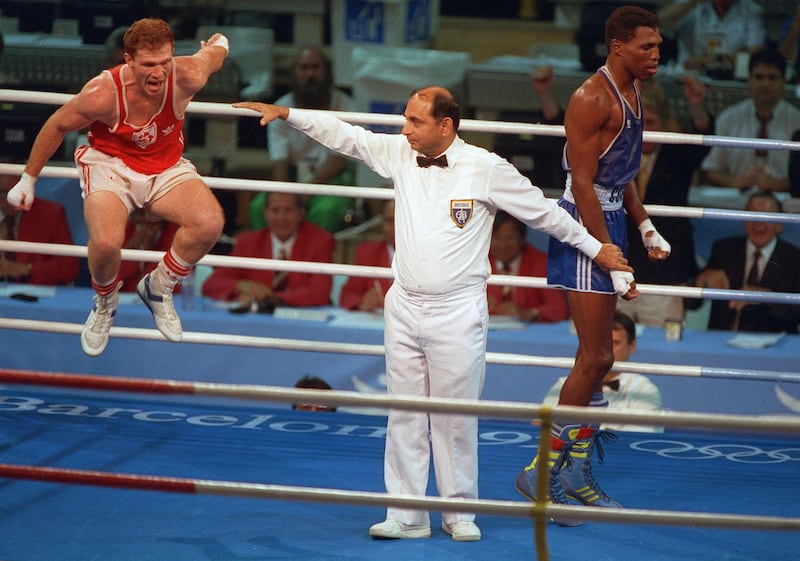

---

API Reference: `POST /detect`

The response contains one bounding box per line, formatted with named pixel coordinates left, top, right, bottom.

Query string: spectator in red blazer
left=340, top=199, right=395, bottom=311
left=1, top=173, right=79, bottom=285
left=487, top=211, right=569, bottom=323
left=202, top=192, right=335, bottom=308
left=118, top=210, right=179, bottom=292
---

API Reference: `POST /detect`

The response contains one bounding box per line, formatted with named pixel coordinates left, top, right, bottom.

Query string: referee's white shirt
left=286, top=108, right=601, bottom=295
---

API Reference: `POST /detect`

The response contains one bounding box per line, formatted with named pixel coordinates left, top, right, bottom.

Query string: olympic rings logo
left=630, top=440, right=800, bottom=464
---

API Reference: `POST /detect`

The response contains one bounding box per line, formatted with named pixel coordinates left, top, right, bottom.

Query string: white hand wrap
left=207, top=33, right=229, bottom=53
left=610, top=270, right=635, bottom=296
left=638, top=218, right=671, bottom=256
left=6, top=172, right=37, bottom=210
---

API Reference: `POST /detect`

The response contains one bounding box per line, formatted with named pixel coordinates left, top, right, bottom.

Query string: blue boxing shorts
left=547, top=197, right=627, bottom=294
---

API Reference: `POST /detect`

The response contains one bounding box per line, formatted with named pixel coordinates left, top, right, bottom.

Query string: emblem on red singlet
left=132, top=123, right=157, bottom=149
left=450, top=199, right=473, bottom=228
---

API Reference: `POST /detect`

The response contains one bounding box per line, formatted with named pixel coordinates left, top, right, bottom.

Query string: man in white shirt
left=658, top=0, right=765, bottom=73
left=701, top=49, right=800, bottom=192
left=234, top=87, right=632, bottom=542
left=265, top=46, right=357, bottom=232
left=544, top=311, right=664, bottom=433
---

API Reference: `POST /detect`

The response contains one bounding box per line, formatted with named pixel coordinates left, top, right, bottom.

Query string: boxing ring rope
left=2, top=90, right=800, bottom=559
left=4, top=161, right=799, bottom=227
left=4, top=91, right=800, bottom=308
left=2, top=367, right=799, bottom=433
left=2, top=89, right=800, bottom=152
left=4, top=88, right=800, bottom=310
left=2, top=238, right=799, bottom=306
left=2, top=463, right=798, bottom=532
left=0, top=366, right=798, bottom=538
left=1, top=316, right=798, bottom=386
left=0, top=96, right=797, bottom=397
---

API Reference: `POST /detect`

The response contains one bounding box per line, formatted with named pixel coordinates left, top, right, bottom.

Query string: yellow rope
left=533, top=405, right=554, bottom=561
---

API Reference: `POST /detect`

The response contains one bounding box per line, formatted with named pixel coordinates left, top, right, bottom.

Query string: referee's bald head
left=410, top=86, right=460, bottom=131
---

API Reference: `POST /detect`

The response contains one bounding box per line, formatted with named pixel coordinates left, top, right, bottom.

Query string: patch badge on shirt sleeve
left=450, top=199, right=473, bottom=229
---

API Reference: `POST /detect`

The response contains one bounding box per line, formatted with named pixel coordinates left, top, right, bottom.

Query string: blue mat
left=0, top=387, right=797, bottom=561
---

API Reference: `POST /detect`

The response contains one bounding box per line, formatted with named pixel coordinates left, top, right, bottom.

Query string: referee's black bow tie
left=417, top=154, right=448, bottom=168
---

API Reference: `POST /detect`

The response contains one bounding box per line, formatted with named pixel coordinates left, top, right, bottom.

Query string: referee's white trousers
left=382, top=283, right=488, bottom=527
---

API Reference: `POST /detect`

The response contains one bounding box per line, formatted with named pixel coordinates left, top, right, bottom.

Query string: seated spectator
left=203, top=192, right=335, bottom=310
left=292, top=374, right=336, bottom=412
left=701, top=49, right=800, bottom=192
left=685, top=190, right=800, bottom=333
left=118, top=210, right=178, bottom=292
left=617, top=77, right=711, bottom=326
left=487, top=210, right=568, bottom=323
left=1, top=173, right=79, bottom=285
left=251, top=46, right=357, bottom=233
left=339, top=199, right=394, bottom=312
left=658, top=0, right=765, bottom=76
left=543, top=311, right=664, bottom=433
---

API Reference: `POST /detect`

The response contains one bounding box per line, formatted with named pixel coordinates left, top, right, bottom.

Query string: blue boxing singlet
left=548, top=66, right=643, bottom=294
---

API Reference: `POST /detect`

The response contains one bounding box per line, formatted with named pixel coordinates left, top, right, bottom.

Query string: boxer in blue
left=516, top=5, right=672, bottom=524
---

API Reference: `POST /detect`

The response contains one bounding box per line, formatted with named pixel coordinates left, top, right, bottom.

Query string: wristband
left=610, top=270, right=635, bottom=296
left=637, top=218, right=654, bottom=236
left=7, top=171, right=37, bottom=209
left=211, top=34, right=229, bottom=53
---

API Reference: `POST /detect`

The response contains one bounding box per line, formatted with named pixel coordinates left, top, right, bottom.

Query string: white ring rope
left=1, top=367, right=798, bottom=435
left=0, top=365, right=797, bottom=532
left=5, top=93, right=794, bottom=308
left=1, top=317, right=798, bottom=386
left=2, top=94, right=798, bottom=379
left=3, top=239, right=799, bottom=306
left=1, top=462, right=797, bottom=532
left=643, top=203, right=800, bottom=225
left=2, top=89, right=800, bottom=152
left=2, top=162, right=798, bottom=226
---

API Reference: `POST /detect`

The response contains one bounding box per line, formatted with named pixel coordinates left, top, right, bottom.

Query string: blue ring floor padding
left=0, top=386, right=797, bottom=561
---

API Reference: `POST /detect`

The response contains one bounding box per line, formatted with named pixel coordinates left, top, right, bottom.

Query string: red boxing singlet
left=88, top=62, right=185, bottom=175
